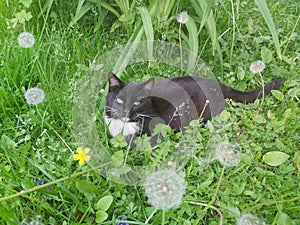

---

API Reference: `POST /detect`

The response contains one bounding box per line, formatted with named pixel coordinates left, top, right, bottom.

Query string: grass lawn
left=0, top=0, right=299, bottom=224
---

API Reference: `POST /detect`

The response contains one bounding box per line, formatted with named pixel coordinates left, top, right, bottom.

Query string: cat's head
left=105, top=72, right=154, bottom=122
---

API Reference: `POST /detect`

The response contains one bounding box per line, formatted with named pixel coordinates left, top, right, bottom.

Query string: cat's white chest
left=104, top=115, right=139, bottom=137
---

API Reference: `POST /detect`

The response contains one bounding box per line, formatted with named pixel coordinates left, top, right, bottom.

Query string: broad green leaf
left=95, top=210, right=108, bottom=223
left=111, top=135, right=128, bottom=148
left=254, top=0, right=282, bottom=59
left=219, top=110, right=230, bottom=121
left=96, top=195, right=113, bottom=211
left=261, top=46, right=273, bottom=63
left=237, top=67, right=245, bottom=80
left=1, top=134, right=17, bottom=149
left=75, top=180, right=99, bottom=194
left=199, top=171, right=214, bottom=189
left=112, top=150, right=124, bottom=166
left=108, top=165, right=131, bottom=176
left=20, top=0, right=32, bottom=8
left=271, top=90, right=284, bottom=101
left=277, top=212, right=293, bottom=225
left=15, top=10, right=32, bottom=23
left=253, top=114, right=266, bottom=123
left=262, top=151, right=290, bottom=166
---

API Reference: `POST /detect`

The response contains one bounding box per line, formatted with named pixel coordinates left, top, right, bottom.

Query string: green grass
left=0, top=0, right=299, bottom=224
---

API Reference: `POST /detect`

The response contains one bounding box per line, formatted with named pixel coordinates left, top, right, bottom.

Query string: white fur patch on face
left=104, top=115, right=139, bottom=137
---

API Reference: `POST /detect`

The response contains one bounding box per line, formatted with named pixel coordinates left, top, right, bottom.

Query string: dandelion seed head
left=249, top=60, right=265, bottom=74
left=143, top=169, right=186, bottom=211
left=215, top=141, right=240, bottom=167
left=24, top=87, right=45, bottom=105
left=177, top=11, right=189, bottom=24
left=18, top=32, right=36, bottom=48
left=236, top=213, right=266, bottom=225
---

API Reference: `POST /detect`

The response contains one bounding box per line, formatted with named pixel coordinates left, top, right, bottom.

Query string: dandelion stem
left=204, top=166, right=225, bottom=211
left=259, top=71, right=265, bottom=107
left=161, top=210, right=165, bottom=225
left=0, top=163, right=110, bottom=202
left=199, top=100, right=209, bottom=120
left=145, top=208, right=157, bottom=224
left=186, top=201, right=223, bottom=225
left=179, top=23, right=183, bottom=71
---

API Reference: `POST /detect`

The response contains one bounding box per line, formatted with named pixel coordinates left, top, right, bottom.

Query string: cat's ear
left=142, top=78, right=154, bottom=91
left=108, top=72, right=124, bottom=88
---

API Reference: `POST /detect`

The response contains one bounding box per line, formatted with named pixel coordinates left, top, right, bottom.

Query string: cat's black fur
left=105, top=72, right=282, bottom=146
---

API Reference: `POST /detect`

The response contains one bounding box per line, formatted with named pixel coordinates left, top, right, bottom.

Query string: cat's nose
left=123, top=109, right=130, bottom=118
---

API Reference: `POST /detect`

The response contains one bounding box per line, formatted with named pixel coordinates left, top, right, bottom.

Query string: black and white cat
left=105, top=72, right=282, bottom=146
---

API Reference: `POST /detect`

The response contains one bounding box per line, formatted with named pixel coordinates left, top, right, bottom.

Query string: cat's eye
left=133, top=101, right=140, bottom=106
left=116, top=98, right=124, bottom=104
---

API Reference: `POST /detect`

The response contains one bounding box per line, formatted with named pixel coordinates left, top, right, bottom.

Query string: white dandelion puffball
left=177, top=11, right=189, bottom=24
left=236, top=213, right=266, bottom=225
left=215, top=141, right=240, bottom=167
left=24, top=87, right=45, bottom=105
left=144, top=169, right=187, bottom=211
left=18, top=32, right=36, bottom=48
left=249, top=60, right=265, bottom=74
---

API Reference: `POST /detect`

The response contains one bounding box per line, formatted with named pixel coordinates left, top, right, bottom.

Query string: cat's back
left=151, top=76, right=225, bottom=119
left=151, top=76, right=219, bottom=96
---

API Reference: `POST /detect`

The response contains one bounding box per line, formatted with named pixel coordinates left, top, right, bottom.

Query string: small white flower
left=249, top=60, right=265, bottom=74
left=144, top=169, right=186, bottom=211
left=177, top=11, right=189, bottom=24
left=24, top=87, right=45, bottom=105
left=21, top=215, right=44, bottom=225
left=236, top=213, right=266, bottom=225
left=18, top=32, right=36, bottom=48
left=215, top=141, right=240, bottom=167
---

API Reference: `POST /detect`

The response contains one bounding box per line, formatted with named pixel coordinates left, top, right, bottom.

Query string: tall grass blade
left=138, top=7, right=154, bottom=65
left=38, top=0, right=54, bottom=18
left=113, top=0, right=159, bottom=75
left=254, top=0, right=282, bottom=59
left=70, top=0, right=93, bottom=27
left=189, top=0, right=223, bottom=68
left=89, top=0, right=121, bottom=18
left=159, top=0, right=175, bottom=18
left=189, top=0, right=218, bottom=56
left=185, top=17, right=199, bottom=72
left=199, top=0, right=215, bottom=32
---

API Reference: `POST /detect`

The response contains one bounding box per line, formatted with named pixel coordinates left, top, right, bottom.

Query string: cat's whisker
left=136, top=113, right=158, bottom=119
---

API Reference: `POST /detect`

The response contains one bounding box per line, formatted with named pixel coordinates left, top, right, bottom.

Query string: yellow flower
left=73, top=147, right=91, bottom=165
